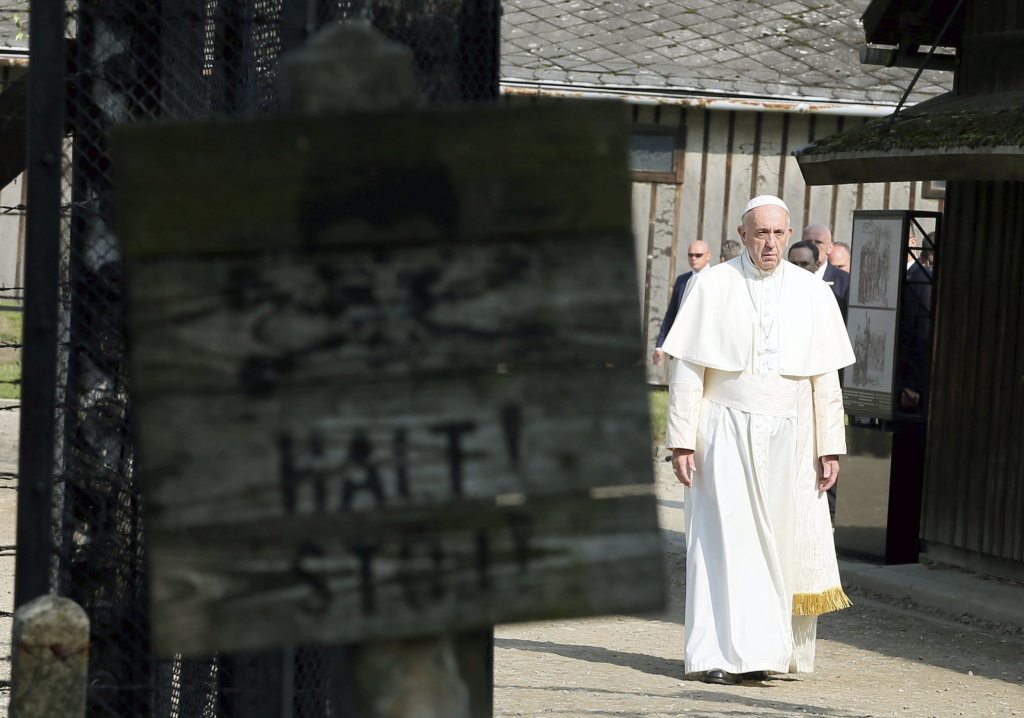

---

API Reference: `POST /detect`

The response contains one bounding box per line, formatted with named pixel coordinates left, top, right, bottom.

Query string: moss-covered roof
left=795, top=91, right=1024, bottom=184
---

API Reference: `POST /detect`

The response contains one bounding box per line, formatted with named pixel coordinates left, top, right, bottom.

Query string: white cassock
left=661, top=252, right=855, bottom=675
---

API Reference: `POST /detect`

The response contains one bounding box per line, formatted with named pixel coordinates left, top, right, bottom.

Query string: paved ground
left=494, top=455, right=1024, bottom=718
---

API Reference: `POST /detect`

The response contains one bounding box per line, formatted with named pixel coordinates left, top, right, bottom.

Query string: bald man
left=830, top=242, right=851, bottom=273
left=653, top=240, right=711, bottom=366
left=802, top=224, right=849, bottom=315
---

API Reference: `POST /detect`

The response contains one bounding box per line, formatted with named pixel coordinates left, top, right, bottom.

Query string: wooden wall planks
left=637, top=106, right=942, bottom=384
left=921, top=180, right=1024, bottom=570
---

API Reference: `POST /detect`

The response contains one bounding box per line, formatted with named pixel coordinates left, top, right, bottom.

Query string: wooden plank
left=136, top=368, right=653, bottom=528
left=1005, top=185, right=1024, bottom=560
left=806, top=116, right=838, bottom=230
left=113, top=103, right=632, bottom=259
left=117, top=103, right=665, bottom=657
left=127, top=236, right=640, bottom=397
left=983, top=182, right=1015, bottom=556
left=632, top=182, right=653, bottom=313
left=700, top=111, right=729, bottom=250
left=726, top=112, right=757, bottom=246
left=781, top=114, right=809, bottom=231
left=679, top=109, right=706, bottom=251
left=645, top=184, right=675, bottom=384
left=860, top=180, right=887, bottom=212
left=755, top=112, right=783, bottom=198
left=888, top=180, right=913, bottom=211
left=149, top=493, right=664, bottom=656
left=833, top=183, right=859, bottom=248
left=951, top=182, right=982, bottom=549
left=657, top=106, right=683, bottom=279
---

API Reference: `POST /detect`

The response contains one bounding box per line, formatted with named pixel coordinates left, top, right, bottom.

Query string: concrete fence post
left=10, top=594, right=89, bottom=718
left=273, top=22, right=474, bottom=718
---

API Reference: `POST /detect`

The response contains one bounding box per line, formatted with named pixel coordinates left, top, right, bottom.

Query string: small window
left=629, top=125, right=683, bottom=183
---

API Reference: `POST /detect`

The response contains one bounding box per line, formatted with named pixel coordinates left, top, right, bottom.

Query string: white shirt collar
left=814, top=262, right=827, bottom=279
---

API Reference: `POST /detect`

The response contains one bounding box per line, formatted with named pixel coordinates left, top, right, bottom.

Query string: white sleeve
left=666, top=360, right=705, bottom=450
left=811, top=370, right=847, bottom=456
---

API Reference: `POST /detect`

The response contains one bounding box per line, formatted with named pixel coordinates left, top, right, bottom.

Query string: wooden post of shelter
left=113, top=19, right=665, bottom=718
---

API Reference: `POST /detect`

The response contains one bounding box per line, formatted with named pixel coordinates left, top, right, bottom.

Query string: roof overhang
left=796, top=91, right=1024, bottom=185
left=500, top=79, right=903, bottom=117
left=862, top=0, right=965, bottom=47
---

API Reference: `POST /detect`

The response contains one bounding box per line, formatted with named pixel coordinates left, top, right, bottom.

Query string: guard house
left=796, top=0, right=1024, bottom=580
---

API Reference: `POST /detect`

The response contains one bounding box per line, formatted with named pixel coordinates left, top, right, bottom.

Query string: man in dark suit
left=788, top=240, right=819, bottom=272
left=803, top=223, right=850, bottom=316
left=899, top=246, right=934, bottom=414
left=803, top=224, right=851, bottom=525
left=652, top=240, right=711, bottom=366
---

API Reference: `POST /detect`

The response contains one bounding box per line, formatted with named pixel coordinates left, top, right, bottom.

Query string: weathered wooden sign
left=115, top=102, right=664, bottom=657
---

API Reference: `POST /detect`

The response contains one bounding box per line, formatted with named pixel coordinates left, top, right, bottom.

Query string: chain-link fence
left=18, top=1, right=499, bottom=716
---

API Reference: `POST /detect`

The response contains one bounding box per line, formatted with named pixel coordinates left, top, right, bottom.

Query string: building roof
left=501, top=0, right=952, bottom=109
left=796, top=90, right=1024, bottom=184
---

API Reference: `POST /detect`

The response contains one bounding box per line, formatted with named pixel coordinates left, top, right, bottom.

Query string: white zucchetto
left=742, top=195, right=790, bottom=220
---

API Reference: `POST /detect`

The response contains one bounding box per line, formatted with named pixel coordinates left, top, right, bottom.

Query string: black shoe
left=741, top=671, right=769, bottom=681
left=703, top=669, right=738, bottom=685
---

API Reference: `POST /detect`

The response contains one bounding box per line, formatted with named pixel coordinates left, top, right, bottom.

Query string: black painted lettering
left=291, top=542, right=330, bottom=615
left=507, top=513, right=534, bottom=573
left=393, top=428, right=410, bottom=499
left=396, top=525, right=446, bottom=609
left=430, top=421, right=476, bottom=497
left=350, top=542, right=380, bottom=615
left=341, top=433, right=386, bottom=511
left=501, top=404, right=522, bottom=471
left=279, top=432, right=327, bottom=514
left=475, top=530, right=492, bottom=591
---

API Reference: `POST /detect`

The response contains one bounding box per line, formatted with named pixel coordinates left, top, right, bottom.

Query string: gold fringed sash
left=792, top=586, right=853, bottom=616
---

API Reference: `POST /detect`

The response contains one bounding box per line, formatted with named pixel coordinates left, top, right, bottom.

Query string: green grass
left=0, top=302, right=22, bottom=400
left=649, top=387, right=668, bottom=442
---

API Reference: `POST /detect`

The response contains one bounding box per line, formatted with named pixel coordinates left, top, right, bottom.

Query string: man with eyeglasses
left=652, top=240, right=711, bottom=366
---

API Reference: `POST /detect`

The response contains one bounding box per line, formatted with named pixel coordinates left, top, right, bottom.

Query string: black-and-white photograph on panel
left=850, top=215, right=903, bottom=309
left=844, top=211, right=906, bottom=419
left=845, top=306, right=897, bottom=403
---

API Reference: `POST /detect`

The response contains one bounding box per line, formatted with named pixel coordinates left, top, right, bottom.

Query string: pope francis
left=662, top=195, right=855, bottom=685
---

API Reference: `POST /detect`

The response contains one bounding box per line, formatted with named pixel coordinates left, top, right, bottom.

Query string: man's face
left=687, top=241, right=710, bottom=271
left=802, top=225, right=832, bottom=268
left=907, top=234, right=918, bottom=264
left=789, top=247, right=817, bottom=272
left=739, top=206, right=791, bottom=272
left=830, top=245, right=851, bottom=272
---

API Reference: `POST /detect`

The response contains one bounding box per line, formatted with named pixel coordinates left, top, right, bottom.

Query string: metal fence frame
left=15, top=1, right=499, bottom=716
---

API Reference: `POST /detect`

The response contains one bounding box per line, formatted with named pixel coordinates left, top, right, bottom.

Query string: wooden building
left=797, top=0, right=1024, bottom=579
left=501, top=0, right=951, bottom=381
